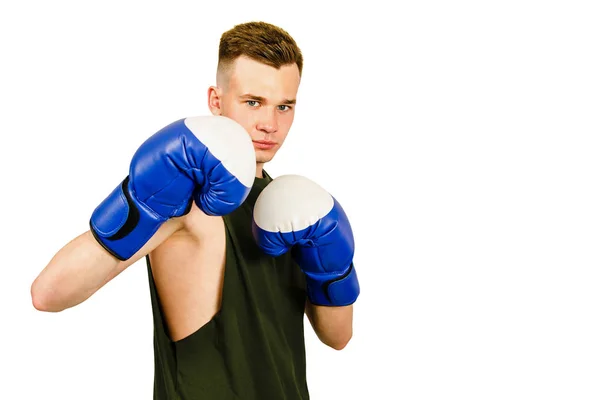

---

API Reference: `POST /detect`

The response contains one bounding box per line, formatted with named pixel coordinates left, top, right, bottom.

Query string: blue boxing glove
left=90, top=116, right=256, bottom=261
left=251, top=175, right=359, bottom=306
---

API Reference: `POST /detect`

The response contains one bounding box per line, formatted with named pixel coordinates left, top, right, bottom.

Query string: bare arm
left=31, top=219, right=183, bottom=313
left=305, top=301, right=354, bottom=350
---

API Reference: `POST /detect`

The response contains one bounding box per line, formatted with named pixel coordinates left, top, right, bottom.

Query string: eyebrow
left=240, top=93, right=296, bottom=105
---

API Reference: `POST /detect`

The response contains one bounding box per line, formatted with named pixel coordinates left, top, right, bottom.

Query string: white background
left=2, top=0, right=600, bottom=399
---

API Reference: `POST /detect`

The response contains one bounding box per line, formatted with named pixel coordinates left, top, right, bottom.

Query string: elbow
left=31, top=280, right=62, bottom=313
left=30, top=281, right=49, bottom=312
left=324, top=331, right=353, bottom=351
left=330, top=342, right=348, bottom=351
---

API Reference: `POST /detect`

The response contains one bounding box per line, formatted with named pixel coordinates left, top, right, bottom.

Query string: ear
left=208, top=86, right=223, bottom=116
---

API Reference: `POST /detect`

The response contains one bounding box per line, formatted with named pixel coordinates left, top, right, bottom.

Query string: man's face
left=216, top=56, right=300, bottom=164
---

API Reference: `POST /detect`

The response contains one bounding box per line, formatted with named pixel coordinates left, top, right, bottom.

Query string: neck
left=255, top=162, right=264, bottom=178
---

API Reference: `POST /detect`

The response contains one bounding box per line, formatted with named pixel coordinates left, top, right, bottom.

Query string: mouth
left=252, top=140, right=277, bottom=150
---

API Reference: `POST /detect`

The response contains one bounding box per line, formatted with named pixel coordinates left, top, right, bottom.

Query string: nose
left=256, top=107, right=278, bottom=134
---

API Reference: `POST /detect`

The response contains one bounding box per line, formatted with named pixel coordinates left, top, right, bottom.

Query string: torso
left=148, top=204, right=225, bottom=342
left=146, top=173, right=310, bottom=399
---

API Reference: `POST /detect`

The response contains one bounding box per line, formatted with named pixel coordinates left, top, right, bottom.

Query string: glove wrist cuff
left=305, top=263, right=360, bottom=307
left=90, top=177, right=165, bottom=261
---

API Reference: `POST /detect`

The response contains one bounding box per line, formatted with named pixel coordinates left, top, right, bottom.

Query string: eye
left=246, top=100, right=259, bottom=107
left=277, top=105, right=292, bottom=111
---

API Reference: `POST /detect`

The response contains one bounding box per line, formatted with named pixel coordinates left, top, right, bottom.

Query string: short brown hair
left=218, top=21, right=303, bottom=77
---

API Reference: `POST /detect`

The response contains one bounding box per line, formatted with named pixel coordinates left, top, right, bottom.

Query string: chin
left=256, top=156, right=274, bottom=164
left=255, top=150, right=277, bottom=164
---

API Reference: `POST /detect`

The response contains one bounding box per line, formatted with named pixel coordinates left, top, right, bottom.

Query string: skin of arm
left=305, top=301, right=354, bottom=350
left=31, top=218, right=184, bottom=313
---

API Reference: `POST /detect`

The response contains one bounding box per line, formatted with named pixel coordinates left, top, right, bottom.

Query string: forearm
left=31, top=231, right=123, bottom=312
left=305, top=301, right=354, bottom=350
left=32, top=215, right=184, bottom=312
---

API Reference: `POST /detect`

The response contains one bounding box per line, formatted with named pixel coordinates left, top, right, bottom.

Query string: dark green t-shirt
left=146, top=171, right=309, bottom=399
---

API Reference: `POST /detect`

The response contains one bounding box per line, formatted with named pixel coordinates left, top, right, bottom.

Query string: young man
left=31, top=21, right=359, bottom=399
